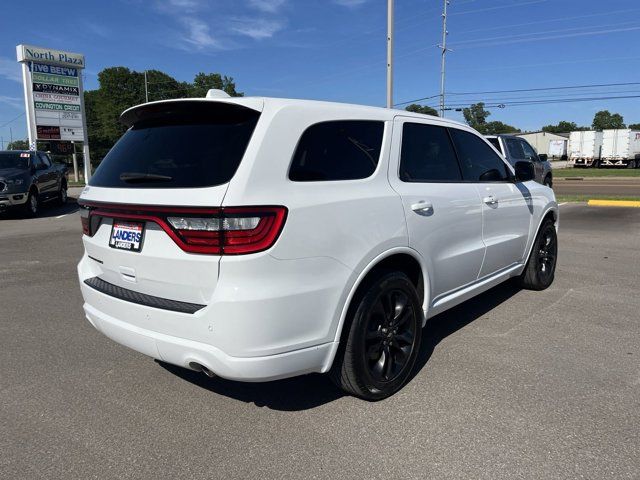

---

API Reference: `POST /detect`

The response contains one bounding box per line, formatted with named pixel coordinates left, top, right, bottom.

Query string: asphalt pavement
left=1, top=201, right=639, bottom=479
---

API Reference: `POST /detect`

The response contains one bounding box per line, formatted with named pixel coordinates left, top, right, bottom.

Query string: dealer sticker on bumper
left=109, top=221, right=145, bottom=252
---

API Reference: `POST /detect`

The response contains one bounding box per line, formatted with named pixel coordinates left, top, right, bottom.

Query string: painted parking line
left=587, top=199, right=640, bottom=208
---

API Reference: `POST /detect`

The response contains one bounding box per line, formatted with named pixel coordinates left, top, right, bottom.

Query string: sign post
left=16, top=44, right=91, bottom=182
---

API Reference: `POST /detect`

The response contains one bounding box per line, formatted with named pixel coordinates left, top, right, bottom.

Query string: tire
left=627, top=160, right=636, bottom=169
left=543, top=175, right=552, bottom=188
left=330, top=271, right=422, bottom=401
left=518, top=219, right=557, bottom=291
left=23, top=190, right=39, bottom=217
left=58, top=182, right=68, bottom=205
left=592, top=160, right=600, bottom=169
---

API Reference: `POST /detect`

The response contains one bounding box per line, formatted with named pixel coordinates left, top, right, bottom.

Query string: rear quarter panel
left=222, top=104, right=408, bottom=344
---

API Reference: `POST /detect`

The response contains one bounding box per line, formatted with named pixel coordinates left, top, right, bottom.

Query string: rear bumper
left=78, top=251, right=351, bottom=381
left=83, top=301, right=336, bottom=381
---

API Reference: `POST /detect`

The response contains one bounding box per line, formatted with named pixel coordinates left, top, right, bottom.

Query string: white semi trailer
left=600, top=129, right=640, bottom=169
left=569, top=131, right=603, bottom=168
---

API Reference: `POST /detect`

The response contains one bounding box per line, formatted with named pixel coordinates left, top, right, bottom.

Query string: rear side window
left=449, top=128, right=510, bottom=182
left=400, top=123, right=461, bottom=182
left=289, top=121, right=383, bottom=181
left=90, top=102, right=260, bottom=189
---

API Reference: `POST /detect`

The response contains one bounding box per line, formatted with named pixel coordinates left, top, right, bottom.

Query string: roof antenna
left=206, top=89, right=231, bottom=99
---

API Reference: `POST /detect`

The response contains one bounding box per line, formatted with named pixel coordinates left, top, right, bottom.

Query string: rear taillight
left=78, top=202, right=287, bottom=255
left=79, top=205, right=91, bottom=236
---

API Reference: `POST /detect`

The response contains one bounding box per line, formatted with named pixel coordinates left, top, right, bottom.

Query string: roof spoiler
left=120, top=98, right=264, bottom=127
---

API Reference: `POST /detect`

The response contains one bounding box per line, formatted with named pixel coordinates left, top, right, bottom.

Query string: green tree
left=190, top=73, right=242, bottom=97
left=405, top=104, right=438, bottom=116
left=7, top=139, right=29, bottom=150
left=592, top=110, right=625, bottom=131
left=463, top=102, right=491, bottom=132
left=84, top=67, right=242, bottom=164
left=628, top=123, right=640, bottom=130
left=542, top=121, right=581, bottom=133
left=483, top=121, right=520, bottom=135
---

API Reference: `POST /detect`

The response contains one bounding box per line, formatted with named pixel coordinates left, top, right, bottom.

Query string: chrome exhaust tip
left=189, top=362, right=216, bottom=378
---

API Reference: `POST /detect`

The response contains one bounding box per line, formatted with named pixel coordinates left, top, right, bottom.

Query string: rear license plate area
left=109, top=221, right=145, bottom=252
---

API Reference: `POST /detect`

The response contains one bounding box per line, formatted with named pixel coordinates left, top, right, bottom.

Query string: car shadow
left=0, top=197, right=78, bottom=220
left=159, top=281, right=522, bottom=411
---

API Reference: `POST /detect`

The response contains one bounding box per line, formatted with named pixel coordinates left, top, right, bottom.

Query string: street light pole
left=386, top=0, right=394, bottom=108
left=439, top=0, right=450, bottom=117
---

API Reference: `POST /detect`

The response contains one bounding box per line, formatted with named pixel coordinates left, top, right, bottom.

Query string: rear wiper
left=119, top=172, right=173, bottom=183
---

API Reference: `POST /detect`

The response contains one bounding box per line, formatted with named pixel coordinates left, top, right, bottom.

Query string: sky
left=2, top=0, right=640, bottom=145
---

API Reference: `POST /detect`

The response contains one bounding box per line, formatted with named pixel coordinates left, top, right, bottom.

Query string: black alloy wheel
left=363, top=289, right=416, bottom=383
left=331, top=271, right=422, bottom=400
left=518, top=219, right=557, bottom=290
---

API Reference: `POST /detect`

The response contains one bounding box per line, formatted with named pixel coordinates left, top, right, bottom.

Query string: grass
left=556, top=194, right=640, bottom=203
left=554, top=168, right=640, bottom=178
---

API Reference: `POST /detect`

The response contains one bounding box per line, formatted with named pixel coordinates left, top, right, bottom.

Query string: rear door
left=389, top=118, right=485, bottom=301
left=79, top=100, right=261, bottom=305
left=448, top=128, right=533, bottom=278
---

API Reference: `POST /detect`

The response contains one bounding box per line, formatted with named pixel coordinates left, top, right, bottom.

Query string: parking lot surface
left=1, top=201, right=639, bottom=479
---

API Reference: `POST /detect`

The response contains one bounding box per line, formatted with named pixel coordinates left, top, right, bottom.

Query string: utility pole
left=9, top=127, right=13, bottom=145
left=439, top=0, right=451, bottom=117
left=386, top=0, right=394, bottom=108
left=144, top=70, right=149, bottom=103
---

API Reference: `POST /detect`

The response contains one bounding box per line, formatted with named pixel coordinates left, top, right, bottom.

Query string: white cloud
left=248, top=0, right=286, bottom=13
left=0, top=57, right=22, bottom=83
left=230, top=17, right=284, bottom=40
left=178, top=17, right=222, bottom=49
left=333, top=0, right=367, bottom=7
left=0, top=96, right=24, bottom=109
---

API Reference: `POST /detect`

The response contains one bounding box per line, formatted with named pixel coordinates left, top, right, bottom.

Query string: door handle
left=411, top=201, right=433, bottom=212
left=483, top=195, right=498, bottom=205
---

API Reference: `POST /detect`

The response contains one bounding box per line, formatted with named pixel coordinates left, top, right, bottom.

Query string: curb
left=587, top=199, right=640, bottom=208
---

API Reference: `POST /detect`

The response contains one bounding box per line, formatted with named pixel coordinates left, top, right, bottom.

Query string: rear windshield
left=0, top=152, right=30, bottom=170
left=89, top=102, right=260, bottom=189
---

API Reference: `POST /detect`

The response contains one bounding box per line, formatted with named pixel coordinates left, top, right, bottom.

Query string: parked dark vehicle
left=485, top=135, right=553, bottom=188
left=0, top=150, right=69, bottom=216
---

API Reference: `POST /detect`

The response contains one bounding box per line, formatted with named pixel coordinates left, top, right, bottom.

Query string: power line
left=395, top=81, right=640, bottom=106
left=0, top=112, right=25, bottom=129
left=424, top=94, right=640, bottom=109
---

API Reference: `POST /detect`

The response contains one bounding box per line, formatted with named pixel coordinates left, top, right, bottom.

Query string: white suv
left=78, top=92, right=558, bottom=400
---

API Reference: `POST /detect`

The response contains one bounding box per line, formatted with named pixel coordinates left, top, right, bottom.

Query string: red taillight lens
left=223, top=207, right=287, bottom=255
left=78, top=202, right=287, bottom=255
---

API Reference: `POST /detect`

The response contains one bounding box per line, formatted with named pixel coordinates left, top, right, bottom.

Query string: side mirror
left=538, top=154, right=548, bottom=162
left=514, top=161, right=535, bottom=182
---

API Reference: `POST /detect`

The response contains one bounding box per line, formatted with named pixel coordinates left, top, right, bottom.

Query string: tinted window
left=520, top=140, right=538, bottom=160
left=505, top=138, right=525, bottom=160
left=32, top=153, right=45, bottom=169
left=90, top=102, right=260, bottom=189
left=289, top=121, right=383, bottom=181
left=486, top=137, right=501, bottom=152
left=449, top=129, right=510, bottom=182
left=39, top=153, right=52, bottom=168
left=400, top=123, right=461, bottom=182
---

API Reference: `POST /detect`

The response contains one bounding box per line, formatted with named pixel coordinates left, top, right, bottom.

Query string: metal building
left=515, top=131, right=569, bottom=159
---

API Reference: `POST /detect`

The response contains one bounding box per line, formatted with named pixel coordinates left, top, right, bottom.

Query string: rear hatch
left=79, top=100, right=261, bottom=305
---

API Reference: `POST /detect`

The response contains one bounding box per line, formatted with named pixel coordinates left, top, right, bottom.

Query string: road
left=553, top=177, right=640, bottom=197
left=1, top=201, right=639, bottom=479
